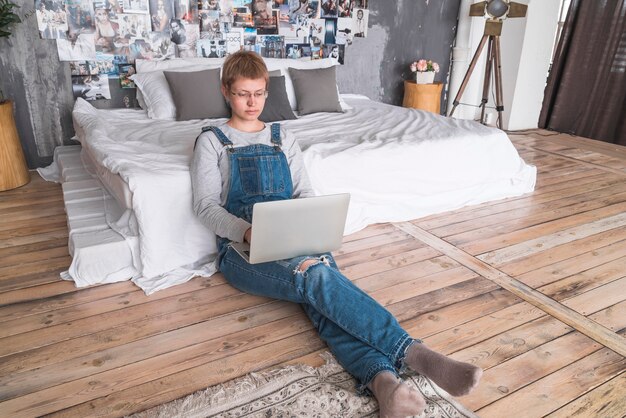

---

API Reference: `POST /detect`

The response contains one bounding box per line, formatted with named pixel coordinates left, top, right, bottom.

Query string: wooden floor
left=1, top=130, right=625, bottom=417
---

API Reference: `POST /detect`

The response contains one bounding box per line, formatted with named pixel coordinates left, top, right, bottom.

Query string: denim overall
left=209, top=124, right=415, bottom=391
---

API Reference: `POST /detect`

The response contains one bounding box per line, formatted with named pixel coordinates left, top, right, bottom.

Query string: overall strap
left=203, top=126, right=233, bottom=147
left=270, top=123, right=282, bottom=150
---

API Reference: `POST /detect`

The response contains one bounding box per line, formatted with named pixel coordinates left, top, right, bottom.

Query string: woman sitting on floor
left=190, top=51, right=483, bottom=418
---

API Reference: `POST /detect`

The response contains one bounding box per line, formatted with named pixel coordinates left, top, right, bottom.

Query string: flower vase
left=415, top=71, right=435, bottom=84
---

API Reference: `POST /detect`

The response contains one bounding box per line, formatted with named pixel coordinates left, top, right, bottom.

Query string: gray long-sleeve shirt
left=190, top=123, right=315, bottom=243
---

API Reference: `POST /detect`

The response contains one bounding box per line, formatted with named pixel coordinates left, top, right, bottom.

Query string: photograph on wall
left=149, top=0, right=175, bottom=32
left=286, top=42, right=310, bottom=59
left=254, top=9, right=278, bottom=35
left=353, top=0, right=367, bottom=9
left=352, top=7, right=367, bottom=37
left=232, top=6, right=252, bottom=29
left=224, top=28, right=243, bottom=54
left=122, top=0, right=149, bottom=13
left=257, top=35, right=284, bottom=58
left=129, top=32, right=176, bottom=61
left=196, top=39, right=226, bottom=57
left=320, top=0, right=337, bottom=18
left=169, top=18, right=186, bottom=43
left=243, top=27, right=257, bottom=50
left=337, top=0, right=350, bottom=17
left=35, top=0, right=69, bottom=39
left=70, top=61, right=99, bottom=75
left=323, top=43, right=342, bottom=64
left=277, top=0, right=289, bottom=19
left=200, top=0, right=220, bottom=10
left=118, top=13, right=151, bottom=39
left=72, top=74, right=111, bottom=100
left=277, top=18, right=295, bottom=41
left=173, top=0, right=198, bottom=23
left=57, top=33, right=97, bottom=61
left=289, top=13, right=309, bottom=43
left=218, top=3, right=235, bottom=32
left=311, top=45, right=322, bottom=59
left=93, top=52, right=128, bottom=76
left=175, top=22, right=199, bottom=57
left=250, top=0, right=272, bottom=20
left=118, top=63, right=136, bottom=88
left=308, top=18, right=325, bottom=47
left=93, top=5, right=131, bottom=54
left=66, top=0, right=96, bottom=36
left=102, top=0, right=124, bottom=15
left=335, top=16, right=352, bottom=44
left=200, top=10, right=222, bottom=38
left=323, top=17, right=336, bottom=43
left=288, top=0, right=318, bottom=22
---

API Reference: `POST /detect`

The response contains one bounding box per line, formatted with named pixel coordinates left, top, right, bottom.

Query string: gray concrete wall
left=337, top=0, right=460, bottom=106
left=0, top=1, right=459, bottom=168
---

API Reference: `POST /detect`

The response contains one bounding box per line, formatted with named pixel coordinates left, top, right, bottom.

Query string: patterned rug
left=130, top=353, right=478, bottom=418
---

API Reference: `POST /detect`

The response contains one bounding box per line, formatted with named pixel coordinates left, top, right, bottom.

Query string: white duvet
left=71, top=95, right=536, bottom=292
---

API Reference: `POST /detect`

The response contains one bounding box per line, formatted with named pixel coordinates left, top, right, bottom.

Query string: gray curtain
left=539, top=0, right=626, bottom=146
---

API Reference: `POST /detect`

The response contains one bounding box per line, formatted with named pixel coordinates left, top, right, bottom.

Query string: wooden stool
left=402, top=81, right=444, bottom=114
left=0, top=101, right=30, bottom=191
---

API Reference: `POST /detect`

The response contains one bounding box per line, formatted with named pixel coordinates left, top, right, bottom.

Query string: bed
left=42, top=57, right=536, bottom=294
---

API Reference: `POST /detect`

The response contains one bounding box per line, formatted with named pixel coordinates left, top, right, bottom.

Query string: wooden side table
left=0, top=101, right=30, bottom=191
left=402, top=81, right=444, bottom=114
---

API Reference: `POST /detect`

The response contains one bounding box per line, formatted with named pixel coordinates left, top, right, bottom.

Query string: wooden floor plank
left=516, top=239, right=626, bottom=289
left=0, top=286, right=262, bottom=373
left=46, top=329, right=327, bottom=418
left=459, top=202, right=626, bottom=255
left=0, top=301, right=303, bottom=402
left=430, top=183, right=626, bottom=239
left=545, top=373, right=626, bottom=418
left=498, top=226, right=626, bottom=277
left=465, top=331, right=603, bottom=411
left=477, top=212, right=626, bottom=266
left=476, top=347, right=626, bottom=418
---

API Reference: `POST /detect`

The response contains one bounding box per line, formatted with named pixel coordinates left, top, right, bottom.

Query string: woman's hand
left=244, top=228, right=252, bottom=243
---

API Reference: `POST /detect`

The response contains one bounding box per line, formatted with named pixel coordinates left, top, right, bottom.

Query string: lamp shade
left=486, top=0, right=509, bottom=18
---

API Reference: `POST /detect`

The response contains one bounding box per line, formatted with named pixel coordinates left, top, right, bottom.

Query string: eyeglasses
left=230, top=90, right=269, bottom=100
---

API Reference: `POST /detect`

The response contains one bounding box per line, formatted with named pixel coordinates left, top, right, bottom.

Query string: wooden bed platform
left=1, top=129, right=625, bottom=417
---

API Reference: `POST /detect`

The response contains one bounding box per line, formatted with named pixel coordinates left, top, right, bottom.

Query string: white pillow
left=131, top=63, right=222, bottom=120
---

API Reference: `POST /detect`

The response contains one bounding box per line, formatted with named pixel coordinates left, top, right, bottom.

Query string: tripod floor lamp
left=448, top=0, right=528, bottom=129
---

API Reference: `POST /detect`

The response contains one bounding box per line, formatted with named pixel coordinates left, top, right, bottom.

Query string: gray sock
left=405, top=342, right=482, bottom=397
left=369, top=371, right=427, bottom=418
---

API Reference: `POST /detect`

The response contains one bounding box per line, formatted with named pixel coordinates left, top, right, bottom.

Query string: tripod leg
left=493, top=35, right=505, bottom=129
left=449, top=34, right=489, bottom=117
left=480, top=36, right=494, bottom=124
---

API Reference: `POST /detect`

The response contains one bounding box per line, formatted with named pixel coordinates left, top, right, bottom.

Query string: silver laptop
left=230, top=193, right=350, bottom=264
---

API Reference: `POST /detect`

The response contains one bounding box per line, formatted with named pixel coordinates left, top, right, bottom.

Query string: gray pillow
left=288, top=66, right=343, bottom=115
left=163, top=68, right=230, bottom=121
left=259, top=76, right=297, bottom=123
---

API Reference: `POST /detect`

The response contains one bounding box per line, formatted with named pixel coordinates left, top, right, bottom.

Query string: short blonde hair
left=221, top=51, right=269, bottom=91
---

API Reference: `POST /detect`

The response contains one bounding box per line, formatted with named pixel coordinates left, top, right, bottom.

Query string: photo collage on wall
left=35, top=0, right=370, bottom=100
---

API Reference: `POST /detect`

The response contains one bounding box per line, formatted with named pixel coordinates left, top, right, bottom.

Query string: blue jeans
left=219, top=245, right=415, bottom=391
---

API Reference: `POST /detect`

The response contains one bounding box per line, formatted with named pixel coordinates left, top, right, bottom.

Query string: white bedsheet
left=71, top=96, right=536, bottom=293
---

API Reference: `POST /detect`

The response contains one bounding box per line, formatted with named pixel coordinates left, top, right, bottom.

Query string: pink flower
left=416, top=59, right=428, bottom=72
left=410, top=58, right=440, bottom=73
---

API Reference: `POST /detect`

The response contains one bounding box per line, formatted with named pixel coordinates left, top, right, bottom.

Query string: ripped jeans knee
left=294, top=255, right=333, bottom=276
